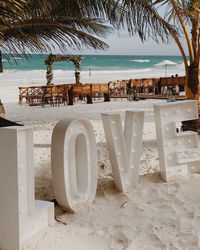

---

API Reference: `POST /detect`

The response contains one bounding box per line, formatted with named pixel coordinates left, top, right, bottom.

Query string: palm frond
left=118, top=0, right=178, bottom=43
left=0, top=0, right=114, bottom=57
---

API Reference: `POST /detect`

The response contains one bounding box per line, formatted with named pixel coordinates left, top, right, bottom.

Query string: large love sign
left=51, top=100, right=199, bottom=213
left=0, top=100, right=199, bottom=249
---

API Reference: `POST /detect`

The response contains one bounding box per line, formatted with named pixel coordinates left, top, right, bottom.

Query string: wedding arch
left=44, top=54, right=82, bottom=84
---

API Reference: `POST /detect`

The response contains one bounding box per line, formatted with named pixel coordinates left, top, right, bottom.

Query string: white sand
left=1, top=81, right=200, bottom=250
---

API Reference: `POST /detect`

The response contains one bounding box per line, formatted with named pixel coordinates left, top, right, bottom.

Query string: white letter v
left=102, top=111, right=144, bottom=192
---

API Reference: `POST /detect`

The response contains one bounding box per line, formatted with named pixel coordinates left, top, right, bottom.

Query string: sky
left=57, top=29, right=187, bottom=56
left=82, top=33, right=183, bottom=56
left=57, top=4, right=188, bottom=57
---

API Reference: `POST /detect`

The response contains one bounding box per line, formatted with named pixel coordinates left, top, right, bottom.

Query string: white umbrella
left=155, top=60, right=177, bottom=77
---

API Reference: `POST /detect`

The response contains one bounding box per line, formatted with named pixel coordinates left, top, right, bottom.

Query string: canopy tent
left=155, top=60, right=177, bottom=77
left=155, top=60, right=177, bottom=67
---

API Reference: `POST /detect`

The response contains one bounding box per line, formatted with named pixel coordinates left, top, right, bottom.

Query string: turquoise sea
left=3, top=54, right=186, bottom=71
left=0, top=54, right=187, bottom=86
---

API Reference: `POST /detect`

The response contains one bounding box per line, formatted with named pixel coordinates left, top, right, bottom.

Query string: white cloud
left=52, top=30, right=187, bottom=56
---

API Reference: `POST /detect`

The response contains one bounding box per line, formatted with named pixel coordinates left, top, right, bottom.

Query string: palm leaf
left=0, top=0, right=114, bottom=57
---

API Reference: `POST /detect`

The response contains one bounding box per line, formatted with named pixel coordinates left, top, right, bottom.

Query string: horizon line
left=7, top=53, right=187, bottom=57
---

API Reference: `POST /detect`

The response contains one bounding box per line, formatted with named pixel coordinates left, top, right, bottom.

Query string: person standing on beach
left=89, top=68, right=92, bottom=77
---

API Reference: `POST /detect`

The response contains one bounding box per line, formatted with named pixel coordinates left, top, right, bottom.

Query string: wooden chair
left=71, top=84, right=92, bottom=103
left=56, top=84, right=71, bottom=105
left=109, top=82, right=121, bottom=98
left=92, top=83, right=110, bottom=102
left=18, top=87, right=29, bottom=104
left=120, top=81, right=127, bottom=98
left=68, top=84, right=83, bottom=105
left=152, top=78, right=160, bottom=94
left=81, top=84, right=92, bottom=103
left=63, top=85, right=70, bottom=105
left=42, top=84, right=70, bottom=106
left=142, top=78, right=154, bottom=95
left=71, top=84, right=82, bottom=97
left=29, top=86, right=45, bottom=106
left=91, top=84, right=101, bottom=99
left=54, top=85, right=65, bottom=106
left=19, top=84, right=72, bottom=107
left=42, top=85, right=54, bottom=107
left=175, top=76, right=185, bottom=92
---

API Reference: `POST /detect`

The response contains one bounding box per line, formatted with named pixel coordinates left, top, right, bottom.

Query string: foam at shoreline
left=0, top=65, right=184, bottom=86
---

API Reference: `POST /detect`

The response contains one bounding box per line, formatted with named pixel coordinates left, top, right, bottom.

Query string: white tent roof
left=155, top=60, right=177, bottom=67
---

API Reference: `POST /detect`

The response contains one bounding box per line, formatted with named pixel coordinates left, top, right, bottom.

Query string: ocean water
left=0, top=54, right=187, bottom=86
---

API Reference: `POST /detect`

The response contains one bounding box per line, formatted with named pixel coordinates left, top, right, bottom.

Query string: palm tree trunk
left=188, top=65, right=200, bottom=97
left=0, top=50, right=3, bottom=73
left=0, top=100, right=5, bottom=118
left=182, top=65, right=200, bottom=133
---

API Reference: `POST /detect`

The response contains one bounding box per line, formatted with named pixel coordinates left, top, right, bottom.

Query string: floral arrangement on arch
left=44, top=54, right=82, bottom=84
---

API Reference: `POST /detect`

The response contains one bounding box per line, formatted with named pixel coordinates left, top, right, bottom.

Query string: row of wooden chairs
left=68, top=83, right=110, bottom=105
left=19, top=83, right=110, bottom=106
left=130, top=78, right=160, bottom=95
left=19, top=76, right=186, bottom=106
left=109, top=81, right=127, bottom=98
left=19, top=84, right=70, bottom=106
left=108, top=76, right=186, bottom=98
left=159, top=77, right=185, bottom=94
left=108, top=79, right=159, bottom=98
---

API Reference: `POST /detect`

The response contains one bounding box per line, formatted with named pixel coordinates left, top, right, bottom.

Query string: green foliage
left=127, top=86, right=137, bottom=93
left=45, top=53, right=82, bottom=84
left=167, top=85, right=176, bottom=96
left=167, top=85, right=176, bottom=102
left=127, top=86, right=139, bottom=101
left=0, top=0, right=179, bottom=58
left=45, top=54, right=82, bottom=71
left=0, top=0, right=116, bottom=58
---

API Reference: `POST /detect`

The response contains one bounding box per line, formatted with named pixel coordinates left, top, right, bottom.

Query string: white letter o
left=51, top=118, right=97, bottom=213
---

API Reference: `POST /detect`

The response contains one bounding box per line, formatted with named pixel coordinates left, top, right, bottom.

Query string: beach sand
left=1, top=82, right=200, bottom=250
